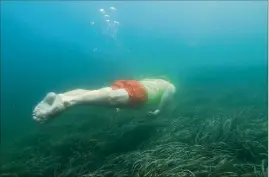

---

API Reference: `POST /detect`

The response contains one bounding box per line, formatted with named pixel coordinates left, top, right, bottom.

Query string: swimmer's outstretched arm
left=148, top=86, right=176, bottom=116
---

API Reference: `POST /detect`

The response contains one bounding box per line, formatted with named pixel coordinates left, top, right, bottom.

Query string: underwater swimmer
left=32, top=79, right=176, bottom=123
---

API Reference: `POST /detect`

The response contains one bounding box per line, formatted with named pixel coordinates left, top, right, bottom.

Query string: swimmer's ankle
left=58, top=94, right=76, bottom=108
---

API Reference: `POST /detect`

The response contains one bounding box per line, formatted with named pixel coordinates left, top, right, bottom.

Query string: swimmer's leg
left=32, top=88, right=129, bottom=123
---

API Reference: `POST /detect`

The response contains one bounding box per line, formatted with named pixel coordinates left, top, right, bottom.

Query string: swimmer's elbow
left=169, top=85, right=176, bottom=94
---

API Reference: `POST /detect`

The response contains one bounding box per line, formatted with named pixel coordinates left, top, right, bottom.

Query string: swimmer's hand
left=148, top=109, right=160, bottom=117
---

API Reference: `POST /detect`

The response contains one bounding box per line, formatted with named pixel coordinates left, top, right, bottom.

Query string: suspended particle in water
left=99, top=8, right=105, bottom=14
left=90, top=21, right=95, bottom=25
left=93, top=48, right=98, bottom=52
left=106, top=19, right=110, bottom=23
left=109, top=6, right=116, bottom=12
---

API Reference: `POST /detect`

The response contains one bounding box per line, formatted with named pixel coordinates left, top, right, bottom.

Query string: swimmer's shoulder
left=139, top=78, right=169, bottom=83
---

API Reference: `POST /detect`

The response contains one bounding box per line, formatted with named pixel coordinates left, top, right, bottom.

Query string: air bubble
left=93, top=7, right=120, bottom=40
left=104, top=15, right=110, bottom=19
left=99, top=9, right=105, bottom=14
left=109, top=6, right=116, bottom=12
left=113, top=21, right=119, bottom=25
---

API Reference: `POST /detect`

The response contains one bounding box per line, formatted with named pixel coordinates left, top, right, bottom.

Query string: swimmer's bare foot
left=32, top=92, right=66, bottom=123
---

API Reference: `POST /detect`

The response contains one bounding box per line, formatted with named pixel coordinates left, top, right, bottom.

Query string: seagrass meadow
left=1, top=1, right=268, bottom=177
left=1, top=66, right=268, bottom=177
